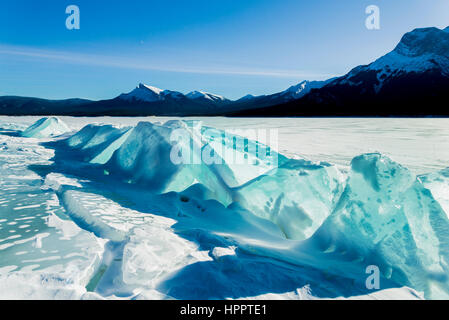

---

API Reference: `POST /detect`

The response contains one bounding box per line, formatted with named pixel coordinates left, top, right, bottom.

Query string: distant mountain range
left=1, top=26, right=449, bottom=117
left=0, top=84, right=234, bottom=116
left=232, top=26, right=449, bottom=116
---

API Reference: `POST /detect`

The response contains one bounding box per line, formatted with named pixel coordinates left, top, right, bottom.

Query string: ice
left=65, top=124, right=133, bottom=164
left=42, top=173, right=83, bottom=192
left=91, top=121, right=286, bottom=208
left=61, top=191, right=127, bottom=242
left=305, top=153, right=449, bottom=299
left=419, top=168, right=449, bottom=219
left=21, top=117, right=70, bottom=138
left=0, top=135, right=105, bottom=299
left=0, top=273, right=90, bottom=299
left=104, top=121, right=233, bottom=205
left=211, top=246, right=236, bottom=260
left=1, top=117, right=449, bottom=300
left=200, top=126, right=285, bottom=188
left=233, top=286, right=423, bottom=300
left=121, top=224, right=212, bottom=289
left=236, top=159, right=346, bottom=240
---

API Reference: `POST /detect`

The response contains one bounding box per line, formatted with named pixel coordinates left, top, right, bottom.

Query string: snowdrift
left=21, top=117, right=70, bottom=138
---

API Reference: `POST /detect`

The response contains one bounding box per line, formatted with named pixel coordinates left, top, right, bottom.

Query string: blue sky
left=1, top=0, right=449, bottom=100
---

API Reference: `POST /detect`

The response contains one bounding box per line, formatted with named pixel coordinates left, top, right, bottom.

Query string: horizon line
left=0, top=44, right=337, bottom=100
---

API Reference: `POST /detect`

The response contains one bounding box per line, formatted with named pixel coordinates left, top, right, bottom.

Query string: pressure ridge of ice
left=1, top=117, right=449, bottom=299
left=21, top=117, right=70, bottom=138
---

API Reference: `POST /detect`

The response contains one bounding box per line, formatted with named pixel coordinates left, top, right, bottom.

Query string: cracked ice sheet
left=235, top=286, right=423, bottom=300
left=44, top=180, right=323, bottom=300
left=0, top=120, right=428, bottom=300
left=0, top=135, right=105, bottom=299
left=54, top=176, right=418, bottom=300
left=51, top=187, right=213, bottom=299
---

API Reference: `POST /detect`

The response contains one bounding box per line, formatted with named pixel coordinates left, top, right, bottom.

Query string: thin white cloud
left=0, top=44, right=333, bottom=79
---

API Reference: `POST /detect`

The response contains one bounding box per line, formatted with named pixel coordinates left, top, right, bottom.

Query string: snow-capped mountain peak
left=367, top=26, right=449, bottom=76
left=286, top=80, right=308, bottom=94
left=393, top=27, right=449, bottom=58
left=119, top=83, right=186, bottom=102
left=162, top=90, right=184, bottom=99
left=275, top=79, right=334, bottom=101
left=119, top=83, right=166, bottom=102
left=186, top=90, right=226, bottom=102
left=237, top=94, right=257, bottom=101
left=138, top=83, right=164, bottom=95
left=332, top=26, right=449, bottom=93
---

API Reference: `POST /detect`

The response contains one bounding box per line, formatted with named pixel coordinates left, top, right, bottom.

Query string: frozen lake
left=1, top=116, right=448, bottom=174
left=1, top=115, right=448, bottom=300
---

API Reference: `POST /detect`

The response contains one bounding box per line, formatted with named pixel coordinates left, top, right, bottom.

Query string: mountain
left=0, top=96, right=92, bottom=115
left=231, top=26, right=449, bottom=116
left=237, top=94, right=257, bottom=102
left=186, top=90, right=228, bottom=103
left=118, top=84, right=231, bottom=105
left=1, top=26, right=449, bottom=116
left=105, top=83, right=233, bottom=115
left=119, top=84, right=184, bottom=102
left=0, top=84, right=232, bottom=116
left=274, top=79, right=336, bottom=101
left=228, top=79, right=334, bottom=113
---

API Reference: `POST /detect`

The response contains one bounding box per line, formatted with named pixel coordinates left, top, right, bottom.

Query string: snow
left=281, top=79, right=333, bottom=100
left=4, top=116, right=448, bottom=175
left=139, top=84, right=163, bottom=95
left=369, top=50, right=449, bottom=78
left=119, top=83, right=167, bottom=102
left=237, top=94, right=257, bottom=101
left=1, top=116, right=449, bottom=300
left=186, top=90, right=226, bottom=102
left=338, top=26, right=449, bottom=90
left=119, top=84, right=228, bottom=103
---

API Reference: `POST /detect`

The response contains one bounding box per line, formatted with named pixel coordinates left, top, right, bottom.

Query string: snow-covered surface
left=1, top=116, right=449, bottom=300
left=3, top=116, right=448, bottom=175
